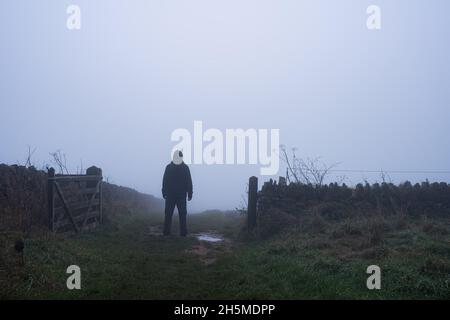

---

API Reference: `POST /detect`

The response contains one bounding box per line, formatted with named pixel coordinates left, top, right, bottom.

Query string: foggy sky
left=1, top=0, right=450, bottom=211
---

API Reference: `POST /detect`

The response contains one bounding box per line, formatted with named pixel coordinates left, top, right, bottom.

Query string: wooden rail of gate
left=48, top=166, right=103, bottom=233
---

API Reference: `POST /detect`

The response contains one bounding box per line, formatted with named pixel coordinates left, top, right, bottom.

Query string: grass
left=1, top=210, right=450, bottom=299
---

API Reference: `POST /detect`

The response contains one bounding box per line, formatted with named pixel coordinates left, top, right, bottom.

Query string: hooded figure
left=162, top=150, right=193, bottom=236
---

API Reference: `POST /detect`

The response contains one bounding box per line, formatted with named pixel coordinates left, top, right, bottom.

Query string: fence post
left=86, top=166, right=103, bottom=225
left=86, top=166, right=101, bottom=188
left=98, top=168, right=103, bottom=224
left=248, top=176, right=258, bottom=232
left=47, top=167, right=55, bottom=232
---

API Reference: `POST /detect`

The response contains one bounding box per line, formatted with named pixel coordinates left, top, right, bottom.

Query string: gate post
left=86, top=166, right=101, bottom=188
left=86, top=166, right=103, bottom=224
left=47, top=167, right=55, bottom=232
left=248, top=176, right=258, bottom=232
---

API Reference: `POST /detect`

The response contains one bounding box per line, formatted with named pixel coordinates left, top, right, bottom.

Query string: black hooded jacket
left=162, top=162, right=193, bottom=199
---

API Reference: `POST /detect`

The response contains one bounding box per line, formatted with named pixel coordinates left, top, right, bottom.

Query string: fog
left=1, top=1, right=450, bottom=211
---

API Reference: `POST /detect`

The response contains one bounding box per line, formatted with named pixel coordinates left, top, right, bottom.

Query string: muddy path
left=146, top=224, right=234, bottom=265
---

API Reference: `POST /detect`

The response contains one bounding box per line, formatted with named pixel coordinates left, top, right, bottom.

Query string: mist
left=1, top=0, right=450, bottom=211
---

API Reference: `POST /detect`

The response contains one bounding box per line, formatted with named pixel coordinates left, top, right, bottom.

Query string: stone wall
left=257, top=178, right=450, bottom=218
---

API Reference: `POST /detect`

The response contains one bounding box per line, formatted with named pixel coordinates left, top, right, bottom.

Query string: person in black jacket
left=162, top=150, right=193, bottom=236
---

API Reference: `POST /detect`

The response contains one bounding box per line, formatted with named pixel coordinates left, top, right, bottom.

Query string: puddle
left=146, top=224, right=225, bottom=243
left=187, top=232, right=232, bottom=265
left=196, top=234, right=224, bottom=242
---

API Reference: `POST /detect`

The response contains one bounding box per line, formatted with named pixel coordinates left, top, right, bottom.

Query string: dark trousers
left=163, top=196, right=187, bottom=236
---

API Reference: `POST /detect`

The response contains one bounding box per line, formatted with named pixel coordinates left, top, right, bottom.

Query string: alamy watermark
left=65, top=4, right=380, bottom=31
left=170, top=121, right=280, bottom=176
left=66, top=5, right=81, bottom=30
left=367, top=5, right=381, bottom=30
left=66, top=265, right=81, bottom=290
left=366, top=265, right=381, bottom=290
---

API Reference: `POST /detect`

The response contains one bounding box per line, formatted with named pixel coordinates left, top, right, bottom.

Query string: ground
left=1, top=210, right=450, bottom=299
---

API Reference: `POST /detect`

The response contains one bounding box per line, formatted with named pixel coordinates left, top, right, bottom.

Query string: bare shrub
left=310, top=213, right=328, bottom=234
left=49, top=150, right=69, bottom=174
left=391, top=213, right=409, bottom=230
left=422, top=223, right=449, bottom=236
left=312, top=201, right=351, bottom=221
left=280, top=145, right=341, bottom=186
left=330, top=214, right=389, bottom=247
left=366, top=215, right=390, bottom=245
left=0, top=165, right=47, bottom=234
left=331, top=219, right=364, bottom=239
left=258, top=209, right=299, bottom=239
left=357, top=246, right=389, bottom=260
left=421, top=258, right=450, bottom=275
left=368, top=227, right=383, bottom=246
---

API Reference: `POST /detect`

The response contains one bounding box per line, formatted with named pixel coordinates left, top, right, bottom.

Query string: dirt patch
left=188, top=243, right=218, bottom=265
left=144, top=224, right=233, bottom=265
left=186, top=232, right=232, bottom=265
left=146, top=225, right=163, bottom=236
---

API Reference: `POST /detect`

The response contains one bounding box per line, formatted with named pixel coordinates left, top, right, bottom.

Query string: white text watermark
left=171, top=121, right=280, bottom=176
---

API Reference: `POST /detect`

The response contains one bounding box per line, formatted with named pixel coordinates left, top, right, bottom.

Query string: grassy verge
left=211, top=215, right=450, bottom=299
left=1, top=210, right=449, bottom=299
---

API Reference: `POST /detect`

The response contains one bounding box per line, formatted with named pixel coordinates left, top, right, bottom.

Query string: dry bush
left=390, top=213, right=409, bottom=230
left=330, top=214, right=390, bottom=248
left=312, top=201, right=351, bottom=221
left=0, top=165, right=47, bottom=234
left=258, top=209, right=299, bottom=239
left=354, top=246, right=389, bottom=260
left=422, top=223, right=449, bottom=236
left=421, top=257, right=450, bottom=275
left=310, top=213, right=329, bottom=234
left=331, top=219, right=364, bottom=239
left=357, top=215, right=390, bottom=248
left=280, top=146, right=340, bottom=186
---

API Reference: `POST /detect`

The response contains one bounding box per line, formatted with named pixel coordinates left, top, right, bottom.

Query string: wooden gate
left=47, top=166, right=103, bottom=233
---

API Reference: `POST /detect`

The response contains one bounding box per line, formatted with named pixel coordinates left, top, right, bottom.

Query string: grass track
left=2, top=211, right=450, bottom=299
